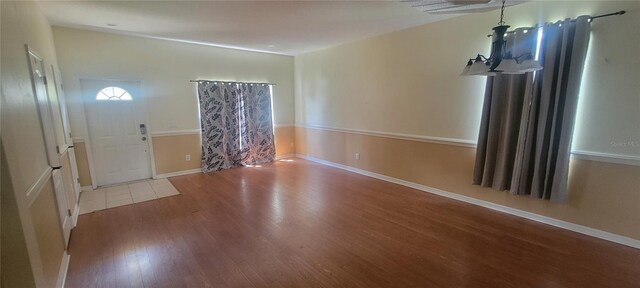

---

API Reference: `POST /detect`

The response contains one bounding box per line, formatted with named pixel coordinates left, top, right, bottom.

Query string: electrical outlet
left=185, top=154, right=191, bottom=161
left=355, top=152, right=360, bottom=160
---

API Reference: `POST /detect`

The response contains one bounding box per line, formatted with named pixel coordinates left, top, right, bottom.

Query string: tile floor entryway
left=79, top=178, right=180, bottom=215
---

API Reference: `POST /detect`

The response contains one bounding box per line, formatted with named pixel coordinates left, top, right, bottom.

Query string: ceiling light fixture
left=461, top=0, right=541, bottom=76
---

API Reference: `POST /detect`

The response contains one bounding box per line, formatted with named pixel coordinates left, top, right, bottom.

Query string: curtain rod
left=190, top=80, right=277, bottom=86
left=487, top=10, right=626, bottom=37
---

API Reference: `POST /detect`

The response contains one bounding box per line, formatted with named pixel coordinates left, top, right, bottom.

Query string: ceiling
left=38, top=0, right=459, bottom=55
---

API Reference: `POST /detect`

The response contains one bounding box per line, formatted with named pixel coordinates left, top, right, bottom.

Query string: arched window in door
left=96, top=86, right=132, bottom=101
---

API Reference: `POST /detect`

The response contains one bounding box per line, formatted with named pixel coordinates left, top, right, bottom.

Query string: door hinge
left=56, top=145, right=60, bottom=154
left=67, top=209, right=72, bottom=217
left=43, top=76, right=48, bottom=85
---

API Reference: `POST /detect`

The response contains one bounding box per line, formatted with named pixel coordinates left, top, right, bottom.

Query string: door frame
left=80, top=78, right=157, bottom=188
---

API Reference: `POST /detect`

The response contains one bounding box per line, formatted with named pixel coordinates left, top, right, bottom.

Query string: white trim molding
left=297, top=123, right=478, bottom=148
left=296, top=123, right=640, bottom=166
left=56, top=252, right=70, bottom=288
left=72, top=204, right=80, bottom=227
left=154, top=168, right=202, bottom=179
left=572, top=150, right=640, bottom=167
left=81, top=186, right=93, bottom=192
left=295, top=154, right=640, bottom=249
left=149, top=125, right=294, bottom=138
left=275, top=154, right=296, bottom=160
left=25, top=167, right=53, bottom=207
left=150, top=129, right=201, bottom=137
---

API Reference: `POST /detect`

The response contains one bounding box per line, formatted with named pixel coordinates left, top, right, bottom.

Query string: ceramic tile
left=107, top=197, right=133, bottom=209
left=149, top=178, right=170, bottom=187
left=106, top=185, right=130, bottom=196
left=80, top=180, right=179, bottom=214
left=129, top=181, right=154, bottom=196
left=80, top=189, right=106, bottom=203
left=79, top=199, right=106, bottom=215
left=107, top=192, right=132, bottom=203
left=132, top=192, right=157, bottom=203
left=153, top=184, right=180, bottom=198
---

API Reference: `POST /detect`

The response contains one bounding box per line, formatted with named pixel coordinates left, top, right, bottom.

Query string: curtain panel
left=198, top=81, right=276, bottom=173
left=239, top=84, right=276, bottom=165
left=198, top=82, right=243, bottom=172
left=473, top=17, right=592, bottom=202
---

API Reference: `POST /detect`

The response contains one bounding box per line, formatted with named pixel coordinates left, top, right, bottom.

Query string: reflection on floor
left=79, top=178, right=180, bottom=214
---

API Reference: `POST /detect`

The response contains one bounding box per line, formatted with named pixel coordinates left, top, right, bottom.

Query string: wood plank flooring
left=66, top=159, right=640, bottom=288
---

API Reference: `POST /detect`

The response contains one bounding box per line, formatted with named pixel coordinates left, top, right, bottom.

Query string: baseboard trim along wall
left=56, top=252, right=70, bottom=288
left=296, top=124, right=477, bottom=148
left=153, top=155, right=296, bottom=179
left=295, top=154, right=640, bottom=249
left=150, top=124, right=295, bottom=137
left=150, top=129, right=201, bottom=137
left=25, top=167, right=53, bottom=207
left=296, top=124, right=640, bottom=166
left=72, top=205, right=80, bottom=227
left=275, top=154, right=296, bottom=160
left=81, top=186, right=93, bottom=192
left=571, top=150, right=640, bottom=167
left=154, top=168, right=202, bottom=179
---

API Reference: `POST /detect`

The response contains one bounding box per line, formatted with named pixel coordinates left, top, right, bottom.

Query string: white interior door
left=82, top=80, right=151, bottom=186
left=52, top=169, right=73, bottom=247
left=27, top=46, right=72, bottom=245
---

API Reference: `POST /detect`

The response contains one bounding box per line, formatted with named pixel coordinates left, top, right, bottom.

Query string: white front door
left=82, top=80, right=151, bottom=186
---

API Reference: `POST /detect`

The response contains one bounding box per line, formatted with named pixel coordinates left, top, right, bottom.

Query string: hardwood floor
left=66, top=159, right=640, bottom=288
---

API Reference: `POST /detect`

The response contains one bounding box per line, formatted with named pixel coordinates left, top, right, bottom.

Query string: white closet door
left=27, top=46, right=60, bottom=168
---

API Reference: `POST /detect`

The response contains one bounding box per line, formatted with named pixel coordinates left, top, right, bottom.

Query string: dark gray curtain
left=239, top=84, right=276, bottom=165
left=198, top=81, right=276, bottom=172
left=474, top=17, right=591, bottom=202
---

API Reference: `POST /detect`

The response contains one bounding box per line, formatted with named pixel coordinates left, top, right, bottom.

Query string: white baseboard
left=154, top=168, right=202, bottom=179
left=275, top=154, right=296, bottom=160
left=154, top=158, right=294, bottom=179
left=295, top=154, right=640, bottom=249
left=72, top=204, right=80, bottom=227
left=56, top=252, right=70, bottom=288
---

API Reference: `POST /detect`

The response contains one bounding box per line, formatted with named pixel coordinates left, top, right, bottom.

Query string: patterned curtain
left=198, top=82, right=242, bottom=172
left=239, top=84, right=276, bottom=165
left=198, top=81, right=276, bottom=172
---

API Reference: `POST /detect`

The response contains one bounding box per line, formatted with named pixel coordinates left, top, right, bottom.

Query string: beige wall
left=52, top=27, right=295, bottom=138
left=53, top=27, right=295, bottom=182
left=73, top=127, right=295, bottom=182
left=151, top=126, right=296, bottom=175
left=296, top=127, right=640, bottom=239
left=152, top=134, right=202, bottom=175
left=73, top=142, right=92, bottom=187
left=1, top=144, right=37, bottom=288
left=295, top=1, right=640, bottom=158
left=1, top=0, right=59, bottom=198
left=29, top=178, right=66, bottom=288
left=1, top=1, right=69, bottom=286
left=294, top=1, right=640, bottom=240
left=275, top=126, right=296, bottom=156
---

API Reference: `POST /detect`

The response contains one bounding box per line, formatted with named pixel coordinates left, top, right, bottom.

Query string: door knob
left=141, top=136, right=147, bottom=141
